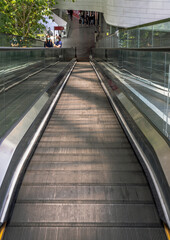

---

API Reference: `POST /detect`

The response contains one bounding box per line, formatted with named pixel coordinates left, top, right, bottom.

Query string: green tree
left=0, top=0, right=74, bottom=38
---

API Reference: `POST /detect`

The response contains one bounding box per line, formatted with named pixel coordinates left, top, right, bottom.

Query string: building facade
left=55, top=0, right=170, bottom=28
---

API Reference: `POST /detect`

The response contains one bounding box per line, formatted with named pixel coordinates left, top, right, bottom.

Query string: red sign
left=54, top=26, right=64, bottom=30
left=73, top=10, right=80, bottom=19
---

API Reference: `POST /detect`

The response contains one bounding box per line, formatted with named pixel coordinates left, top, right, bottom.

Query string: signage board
left=54, top=26, right=64, bottom=30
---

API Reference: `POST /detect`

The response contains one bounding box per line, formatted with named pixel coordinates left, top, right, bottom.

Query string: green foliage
left=0, top=0, right=74, bottom=38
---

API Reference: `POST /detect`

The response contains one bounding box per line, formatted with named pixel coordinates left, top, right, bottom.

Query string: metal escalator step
left=10, top=203, right=160, bottom=226
left=50, top=114, right=119, bottom=121
left=27, top=162, right=142, bottom=171
left=17, top=185, right=153, bottom=202
left=37, top=141, right=130, bottom=149
left=3, top=226, right=167, bottom=240
left=34, top=147, right=135, bottom=155
left=39, top=137, right=129, bottom=144
left=31, top=153, right=138, bottom=163
left=22, top=170, right=147, bottom=184
left=43, top=130, right=125, bottom=137
left=53, top=109, right=119, bottom=115
left=3, top=62, right=166, bottom=240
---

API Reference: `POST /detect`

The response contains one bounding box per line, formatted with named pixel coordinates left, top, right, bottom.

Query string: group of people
left=68, top=10, right=73, bottom=21
left=79, top=11, right=95, bottom=26
left=44, top=35, right=62, bottom=48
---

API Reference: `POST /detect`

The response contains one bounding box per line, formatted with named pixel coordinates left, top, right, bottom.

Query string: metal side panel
left=3, top=62, right=167, bottom=240
left=90, top=59, right=170, bottom=228
left=0, top=60, right=76, bottom=226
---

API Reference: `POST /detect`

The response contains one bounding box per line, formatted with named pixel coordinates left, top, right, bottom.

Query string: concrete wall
left=54, top=0, right=170, bottom=28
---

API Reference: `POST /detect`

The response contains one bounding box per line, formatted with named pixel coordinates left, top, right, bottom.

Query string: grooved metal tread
left=3, top=62, right=166, bottom=240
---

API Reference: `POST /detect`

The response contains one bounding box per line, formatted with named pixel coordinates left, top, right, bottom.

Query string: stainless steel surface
left=0, top=47, right=75, bottom=139
left=91, top=60, right=170, bottom=228
left=100, top=62, right=170, bottom=185
left=0, top=93, right=49, bottom=186
left=91, top=48, right=170, bottom=139
left=3, top=62, right=166, bottom=240
left=0, top=61, right=76, bottom=225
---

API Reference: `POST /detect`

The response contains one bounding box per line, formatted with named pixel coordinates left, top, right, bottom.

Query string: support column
left=59, top=9, right=62, bottom=18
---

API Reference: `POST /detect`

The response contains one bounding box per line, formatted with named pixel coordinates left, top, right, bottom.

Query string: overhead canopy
left=52, top=13, right=67, bottom=28
left=39, top=13, right=67, bottom=33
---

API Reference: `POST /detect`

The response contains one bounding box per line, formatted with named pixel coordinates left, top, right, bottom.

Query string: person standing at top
left=44, top=35, right=53, bottom=48
left=80, top=11, right=84, bottom=25
left=69, top=10, right=73, bottom=21
left=85, top=13, right=89, bottom=26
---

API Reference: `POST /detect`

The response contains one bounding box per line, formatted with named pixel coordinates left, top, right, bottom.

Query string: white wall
left=55, top=0, right=170, bottom=28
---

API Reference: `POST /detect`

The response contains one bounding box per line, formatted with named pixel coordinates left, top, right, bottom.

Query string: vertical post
left=90, top=47, right=92, bottom=59
left=127, top=31, right=129, bottom=48
left=75, top=47, right=77, bottom=59
left=44, top=47, right=46, bottom=68
left=150, top=51, right=153, bottom=82
left=110, top=26, right=113, bottom=35
left=99, top=13, right=102, bottom=27
left=165, top=61, right=170, bottom=138
left=151, top=25, right=154, bottom=48
left=105, top=49, right=108, bottom=61
left=138, top=29, right=140, bottom=48
left=59, top=9, right=62, bottom=18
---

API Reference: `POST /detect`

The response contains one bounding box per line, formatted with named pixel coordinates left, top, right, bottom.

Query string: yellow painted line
left=165, top=224, right=170, bottom=240
left=0, top=223, right=6, bottom=240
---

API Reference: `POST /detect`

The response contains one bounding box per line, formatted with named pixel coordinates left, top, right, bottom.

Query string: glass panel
left=96, top=20, right=170, bottom=49
left=139, top=26, right=153, bottom=48
left=128, top=29, right=138, bottom=48
left=0, top=48, right=75, bottom=140
left=92, top=48, right=105, bottom=60
left=92, top=48, right=170, bottom=140
left=139, top=51, right=152, bottom=79
left=107, top=49, right=119, bottom=67
left=119, top=30, right=128, bottom=48
left=151, top=52, right=165, bottom=86
left=153, top=22, right=170, bottom=48
left=163, top=52, right=170, bottom=138
left=0, top=51, right=5, bottom=139
left=0, top=33, right=44, bottom=47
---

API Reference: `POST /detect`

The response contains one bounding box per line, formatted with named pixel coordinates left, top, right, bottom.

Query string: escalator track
left=2, top=62, right=167, bottom=240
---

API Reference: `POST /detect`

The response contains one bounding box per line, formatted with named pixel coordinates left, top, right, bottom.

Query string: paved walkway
left=62, top=17, right=95, bottom=60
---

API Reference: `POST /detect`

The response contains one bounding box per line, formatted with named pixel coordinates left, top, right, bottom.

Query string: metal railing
left=91, top=47, right=170, bottom=139
left=0, top=46, right=76, bottom=226
left=0, top=47, right=76, bottom=140
left=0, top=56, right=76, bottom=226
left=91, top=50, right=170, bottom=228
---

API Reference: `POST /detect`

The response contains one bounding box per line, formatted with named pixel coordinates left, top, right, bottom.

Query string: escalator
left=2, top=62, right=167, bottom=239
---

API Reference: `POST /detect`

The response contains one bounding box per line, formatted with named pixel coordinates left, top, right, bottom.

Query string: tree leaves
left=0, top=0, right=73, bottom=38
